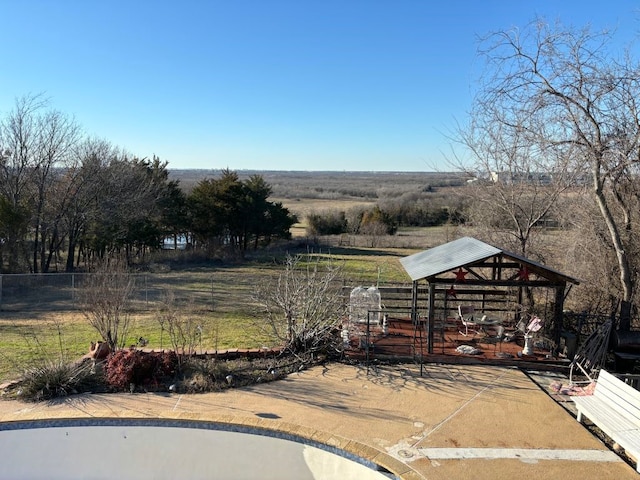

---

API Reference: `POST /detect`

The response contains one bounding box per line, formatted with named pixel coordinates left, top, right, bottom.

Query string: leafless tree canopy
left=460, top=19, right=640, bottom=328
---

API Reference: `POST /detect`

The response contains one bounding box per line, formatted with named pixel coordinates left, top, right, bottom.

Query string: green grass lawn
left=0, top=311, right=278, bottom=383
left=0, top=314, right=95, bottom=381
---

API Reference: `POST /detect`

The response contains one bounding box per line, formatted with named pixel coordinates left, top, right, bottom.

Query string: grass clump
left=10, top=359, right=99, bottom=402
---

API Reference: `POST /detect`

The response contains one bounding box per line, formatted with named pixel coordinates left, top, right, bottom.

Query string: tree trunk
left=594, top=178, right=633, bottom=331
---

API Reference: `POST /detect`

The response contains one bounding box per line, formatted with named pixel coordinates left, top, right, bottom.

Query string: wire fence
left=0, top=273, right=218, bottom=312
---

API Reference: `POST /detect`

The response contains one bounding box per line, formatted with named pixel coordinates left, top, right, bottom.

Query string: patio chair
left=458, top=305, right=480, bottom=337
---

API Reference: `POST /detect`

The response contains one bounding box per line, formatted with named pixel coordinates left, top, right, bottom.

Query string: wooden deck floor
left=344, top=316, right=569, bottom=370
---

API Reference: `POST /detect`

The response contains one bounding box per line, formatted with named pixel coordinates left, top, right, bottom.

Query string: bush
left=78, top=257, right=134, bottom=352
left=252, top=254, right=346, bottom=356
left=105, top=349, right=177, bottom=391
left=306, top=211, right=348, bottom=235
left=16, top=359, right=98, bottom=402
left=178, top=357, right=231, bottom=392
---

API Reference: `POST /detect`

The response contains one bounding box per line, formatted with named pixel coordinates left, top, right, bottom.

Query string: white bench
left=572, top=369, right=640, bottom=472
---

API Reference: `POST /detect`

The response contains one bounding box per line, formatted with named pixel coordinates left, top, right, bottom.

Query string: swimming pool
left=0, top=418, right=396, bottom=479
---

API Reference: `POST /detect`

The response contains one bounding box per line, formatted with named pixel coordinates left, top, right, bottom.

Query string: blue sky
left=1, top=1, right=638, bottom=171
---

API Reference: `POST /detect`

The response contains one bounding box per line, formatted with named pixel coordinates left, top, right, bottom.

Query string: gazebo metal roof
left=400, top=237, right=500, bottom=281
left=400, top=236, right=579, bottom=285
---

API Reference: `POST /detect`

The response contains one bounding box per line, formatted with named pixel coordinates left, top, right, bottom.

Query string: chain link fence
left=0, top=273, right=218, bottom=312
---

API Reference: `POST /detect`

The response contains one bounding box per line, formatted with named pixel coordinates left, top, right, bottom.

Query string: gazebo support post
left=428, top=282, right=435, bottom=356
left=553, top=284, right=565, bottom=356
left=410, top=280, right=423, bottom=374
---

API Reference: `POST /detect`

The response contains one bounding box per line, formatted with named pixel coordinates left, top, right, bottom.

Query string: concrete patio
left=0, top=362, right=636, bottom=479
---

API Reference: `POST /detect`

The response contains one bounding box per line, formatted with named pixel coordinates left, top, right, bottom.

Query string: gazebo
left=399, top=237, right=580, bottom=355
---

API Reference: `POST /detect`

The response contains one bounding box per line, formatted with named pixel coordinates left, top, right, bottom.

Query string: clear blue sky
left=1, top=1, right=638, bottom=171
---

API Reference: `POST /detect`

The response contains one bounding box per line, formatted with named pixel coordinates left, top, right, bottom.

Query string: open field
left=170, top=169, right=464, bottom=237
left=0, top=245, right=423, bottom=383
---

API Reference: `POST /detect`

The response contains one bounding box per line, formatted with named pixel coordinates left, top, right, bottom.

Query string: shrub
left=105, top=350, right=177, bottom=391
left=156, top=290, right=203, bottom=370
left=78, top=257, right=134, bottom=352
left=306, top=211, right=348, bottom=235
left=252, top=253, right=346, bottom=356
left=178, top=357, right=232, bottom=392
left=17, top=359, right=97, bottom=402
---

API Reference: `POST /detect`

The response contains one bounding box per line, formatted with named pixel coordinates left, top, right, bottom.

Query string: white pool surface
left=0, top=420, right=393, bottom=480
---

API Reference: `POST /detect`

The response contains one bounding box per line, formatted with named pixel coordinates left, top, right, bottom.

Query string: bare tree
left=31, top=108, right=81, bottom=272
left=457, top=109, right=575, bottom=257
left=0, top=95, right=44, bottom=271
left=0, top=94, right=81, bottom=273
left=252, top=254, right=346, bottom=357
left=561, top=194, right=623, bottom=315
left=79, top=256, right=134, bottom=351
left=156, top=290, right=202, bottom=369
left=60, top=138, right=115, bottom=271
left=0, top=95, right=44, bottom=206
left=360, top=220, right=388, bottom=248
left=466, top=19, right=640, bottom=329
